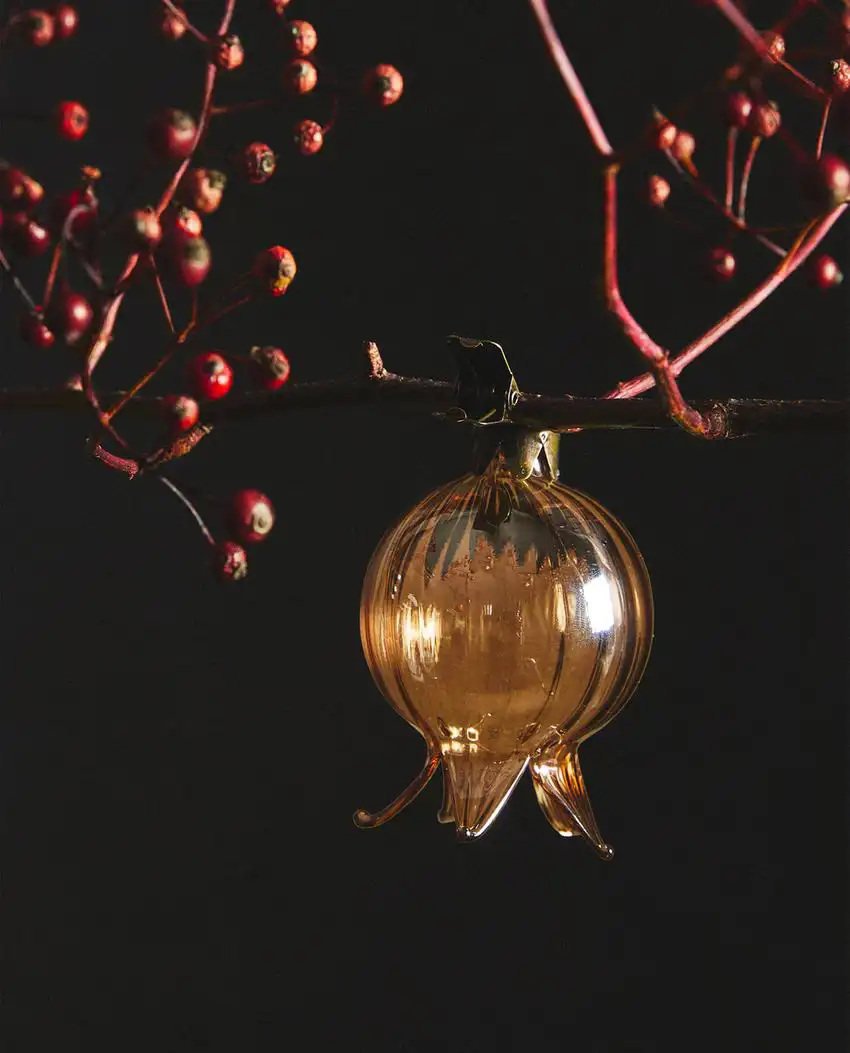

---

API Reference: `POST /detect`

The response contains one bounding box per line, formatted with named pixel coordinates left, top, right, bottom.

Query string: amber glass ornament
left=358, top=432, right=653, bottom=854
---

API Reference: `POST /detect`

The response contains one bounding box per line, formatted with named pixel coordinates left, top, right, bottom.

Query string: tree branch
left=1, top=380, right=845, bottom=439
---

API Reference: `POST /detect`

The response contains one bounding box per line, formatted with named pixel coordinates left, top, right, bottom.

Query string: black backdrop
left=2, top=2, right=847, bottom=1050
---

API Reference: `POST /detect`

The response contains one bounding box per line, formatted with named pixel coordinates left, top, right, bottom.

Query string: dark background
left=2, top=1, right=847, bottom=1050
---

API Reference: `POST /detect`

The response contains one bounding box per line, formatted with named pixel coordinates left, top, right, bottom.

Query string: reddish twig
left=724, top=127, right=737, bottom=213
left=815, top=99, right=831, bottom=160
left=41, top=242, right=63, bottom=308
left=0, top=244, right=37, bottom=312
left=526, top=0, right=614, bottom=158
left=737, top=135, right=760, bottom=221
left=149, top=255, right=176, bottom=335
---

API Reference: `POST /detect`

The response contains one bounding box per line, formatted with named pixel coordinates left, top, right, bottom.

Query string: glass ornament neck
left=472, top=426, right=561, bottom=482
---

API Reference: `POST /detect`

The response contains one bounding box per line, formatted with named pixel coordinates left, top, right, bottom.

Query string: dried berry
left=283, top=58, right=317, bottom=95
left=809, top=254, right=843, bottom=289
left=723, top=91, right=753, bottom=129
left=53, top=4, right=78, bottom=39
left=705, top=246, right=736, bottom=282
left=293, top=119, right=323, bottom=156
left=17, top=9, right=55, bottom=46
left=162, top=393, right=200, bottom=432
left=647, top=174, right=670, bottom=207
left=226, top=489, right=275, bottom=544
left=801, top=154, right=850, bottom=211
left=158, top=4, right=186, bottom=40
left=286, top=20, right=317, bottom=57
left=213, top=34, right=244, bottom=70
left=363, top=64, right=404, bottom=107
left=250, top=345, right=291, bottom=390
left=20, top=312, right=55, bottom=348
left=0, top=165, right=44, bottom=210
left=187, top=351, right=233, bottom=400
left=54, top=100, right=89, bottom=141
left=670, top=130, right=696, bottom=164
left=119, top=208, right=162, bottom=252
left=747, top=101, right=781, bottom=138
left=5, top=212, right=51, bottom=256
left=180, top=168, right=227, bottom=214
left=252, top=245, right=296, bottom=296
left=147, top=108, right=197, bottom=161
left=241, top=142, right=277, bottom=184
left=160, top=233, right=212, bottom=286
left=211, top=540, right=248, bottom=582
left=46, top=287, right=93, bottom=345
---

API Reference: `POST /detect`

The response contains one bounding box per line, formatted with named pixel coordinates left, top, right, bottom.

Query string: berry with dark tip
left=187, top=351, right=233, bottom=400
left=147, top=108, right=197, bottom=161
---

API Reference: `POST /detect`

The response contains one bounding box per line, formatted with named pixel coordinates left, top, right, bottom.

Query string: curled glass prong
left=353, top=744, right=441, bottom=829
left=531, top=744, right=614, bottom=859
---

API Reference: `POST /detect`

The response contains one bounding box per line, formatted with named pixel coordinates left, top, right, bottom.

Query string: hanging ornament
left=357, top=339, right=654, bottom=854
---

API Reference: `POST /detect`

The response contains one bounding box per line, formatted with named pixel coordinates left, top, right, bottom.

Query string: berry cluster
left=1, top=0, right=404, bottom=583
left=639, top=13, right=848, bottom=297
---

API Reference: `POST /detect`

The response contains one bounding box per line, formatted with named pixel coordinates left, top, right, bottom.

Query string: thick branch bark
left=1, top=380, right=846, bottom=439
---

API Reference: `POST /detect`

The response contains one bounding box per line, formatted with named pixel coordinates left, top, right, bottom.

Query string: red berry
left=252, top=245, right=296, bottom=297
left=363, top=64, right=404, bottom=107
left=705, top=246, right=736, bottom=282
left=53, top=4, right=78, bottom=39
left=20, top=312, right=55, bottom=348
left=294, top=119, right=324, bottom=156
left=187, top=351, right=233, bottom=400
left=226, top=489, right=275, bottom=544
left=213, top=34, right=244, bottom=70
left=54, top=100, right=89, bottom=141
left=286, top=19, right=317, bottom=57
left=160, top=233, right=211, bottom=286
left=158, top=4, right=186, bottom=40
left=652, top=119, right=678, bottom=151
left=180, top=168, right=227, bottom=214
left=119, top=207, right=162, bottom=252
left=283, top=58, right=317, bottom=95
left=747, top=101, right=781, bottom=138
left=670, top=129, right=696, bottom=164
left=211, top=540, right=248, bottom=582
left=801, top=153, right=850, bottom=211
left=163, top=205, right=203, bottom=239
left=17, top=9, right=54, bottom=46
left=5, top=212, right=51, bottom=255
left=647, top=174, right=670, bottom=207
left=241, top=142, right=277, bottom=184
left=830, top=58, right=850, bottom=95
left=723, top=91, right=753, bottom=129
left=761, top=31, right=785, bottom=63
left=809, top=254, right=843, bottom=289
left=50, top=184, right=97, bottom=233
left=268, top=0, right=292, bottom=12
left=162, top=393, right=200, bottom=432
left=147, top=108, right=197, bottom=161
left=250, top=345, right=291, bottom=390
left=0, top=165, right=44, bottom=210
left=46, top=287, right=93, bottom=345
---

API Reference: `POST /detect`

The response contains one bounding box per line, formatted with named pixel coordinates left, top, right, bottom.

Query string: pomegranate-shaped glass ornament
left=358, top=427, right=653, bottom=854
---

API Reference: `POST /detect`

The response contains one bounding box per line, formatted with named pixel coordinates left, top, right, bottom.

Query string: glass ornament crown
left=357, top=339, right=653, bottom=855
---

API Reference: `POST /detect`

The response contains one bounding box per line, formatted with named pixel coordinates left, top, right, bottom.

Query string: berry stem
left=149, top=254, right=176, bottom=334
left=157, top=474, right=215, bottom=546
left=210, top=97, right=277, bottom=117
left=0, top=244, right=37, bottom=312
left=724, top=128, right=736, bottom=213
left=737, top=135, right=760, bottom=221
left=815, top=99, right=831, bottom=161
left=41, top=242, right=63, bottom=308
left=526, top=0, right=614, bottom=158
